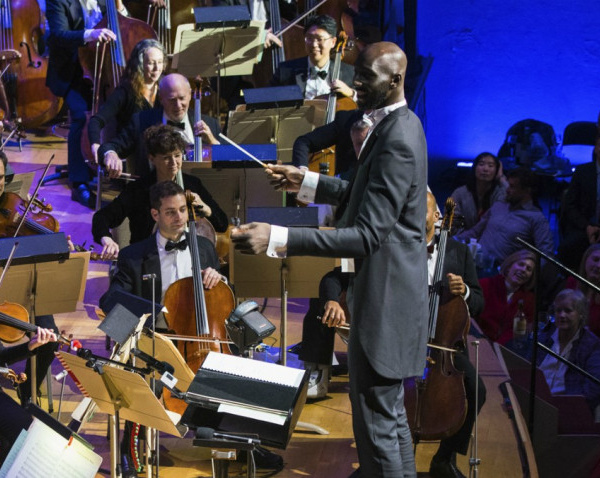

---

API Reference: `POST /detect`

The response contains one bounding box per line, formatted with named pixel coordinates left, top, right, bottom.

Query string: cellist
left=425, top=191, right=486, bottom=478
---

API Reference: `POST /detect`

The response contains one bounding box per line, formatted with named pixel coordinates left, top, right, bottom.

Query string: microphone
left=195, top=427, right=261, bottom=445
left=54, top=370, right=68, bottom=381
left=131, top=348, right=174, bottom=375
left=77, top=347, right=94, bottom=359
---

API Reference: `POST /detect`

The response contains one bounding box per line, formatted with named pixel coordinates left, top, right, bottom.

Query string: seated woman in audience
left=565, top=244, right=600, bottom=338
left=477, top=249, right=536, bottom=344
left=87, top=39, right=166, bottom=163
left=538, top=289, right=600, bottom=417
left=451, top=152, right=508, bottom=232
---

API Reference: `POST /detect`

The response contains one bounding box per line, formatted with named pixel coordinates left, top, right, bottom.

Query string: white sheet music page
left=202, top=352, right=304, bottom=389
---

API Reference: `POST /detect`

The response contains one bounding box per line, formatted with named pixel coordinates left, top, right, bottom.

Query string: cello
left=0, top=0, right=63, bottom=128
left=404, top=198, right=469, bottom=442
left=161, top=192, right=235, bottom=413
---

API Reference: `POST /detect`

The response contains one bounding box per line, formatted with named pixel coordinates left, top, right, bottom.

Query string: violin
left=161, top=190, right=235, bottom=414
left=404, top=198, right=470, bottom=442
left=0, top=191, right=59, bottom=237
left=0, top=366, right=26, bottom=386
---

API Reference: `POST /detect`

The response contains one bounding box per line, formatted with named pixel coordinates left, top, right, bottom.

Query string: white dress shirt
left=156, top=232, right=192, bottom=300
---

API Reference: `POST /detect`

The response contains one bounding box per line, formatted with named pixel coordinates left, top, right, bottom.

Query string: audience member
left=450, top=152, right=508, bottom=232
left=477, top=249, right=536, bottom=344
left=566, top=244, right=600, bottom=338
left=538, top=289, right=600, bottom=417
left=455, top=167, right=554, bottom=264
left=558, top=136, right=600, bottom=270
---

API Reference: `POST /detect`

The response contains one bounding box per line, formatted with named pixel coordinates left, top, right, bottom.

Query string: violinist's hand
left=193, top=120, right=219, bottom=145
left=89, top=28, right=117, bottom=44
left=231, top=223, right=271, bottom=255
left=103, top=151, right=123, bottom=178
left=100, top=236, right=120, bottom=261
left=447, top=273, right=466, bottom=297
left=330, top=79, right=355, bottom=99
left=265, top=164, right=305, bottom=193
left=321, top=300, right=347, bottom=328
left=264, top=30, right=282, bottom=49
left=28, top=327, right=58, bottom=351
left=90, top=143, right=100, bottom=166
left=202, top=267, right=222, bottom=290
left=188, top=192, right=212, bottom=218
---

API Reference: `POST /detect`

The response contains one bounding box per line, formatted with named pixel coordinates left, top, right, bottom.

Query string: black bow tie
left=166, top=120, right=186, bottom=130
left=165, top=238, right=188, bottom=252
left=311, top=69, right=328, bottom=80
left=427, top=243, right=435, bottom=254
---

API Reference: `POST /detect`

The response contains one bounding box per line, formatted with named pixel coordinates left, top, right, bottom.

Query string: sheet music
left=202, top=352, right=304, bottom=389
left=0, top=418, right=102, bottom=478
left=218, top=403, right=287, bottom=426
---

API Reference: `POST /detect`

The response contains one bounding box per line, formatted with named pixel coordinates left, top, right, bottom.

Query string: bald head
left=354, top=42, right=406, bottom=109
left=426, top=191, right=440, bottom=242
left=159, top=73, right=192, bottom=122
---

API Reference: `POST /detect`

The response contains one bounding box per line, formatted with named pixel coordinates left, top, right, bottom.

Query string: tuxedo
left=97, top=108, right=220, bottom=177
left=100, top=232, right=219, bottom=312
left=559, top=160, right=598, bottom=269
left=286, top=104, right=428, bottom=476
left=270, top=56, right=355, bottom=97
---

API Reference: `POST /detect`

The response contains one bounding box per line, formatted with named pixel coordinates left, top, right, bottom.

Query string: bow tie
left=427, top=243, right=435, bottom=254
left=165, top=238, right=188, bottom=252
left=311, top=69, right=328, bottom=80
left=166, top=120, right=186, bottom=130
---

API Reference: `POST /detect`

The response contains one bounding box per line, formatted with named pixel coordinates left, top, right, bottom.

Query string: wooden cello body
left=404, top=198, right=469, bottom=442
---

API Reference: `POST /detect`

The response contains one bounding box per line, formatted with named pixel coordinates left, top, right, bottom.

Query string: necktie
left=165, top=239, right=188, bottom=252
left=167, top=120, right=186, bottom=130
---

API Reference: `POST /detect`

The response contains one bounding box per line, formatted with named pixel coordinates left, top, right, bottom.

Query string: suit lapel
left=141, top=235, right=162, bottom=300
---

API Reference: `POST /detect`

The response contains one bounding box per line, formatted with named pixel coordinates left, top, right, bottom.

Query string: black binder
left=181, top=352, right=309, bottom=449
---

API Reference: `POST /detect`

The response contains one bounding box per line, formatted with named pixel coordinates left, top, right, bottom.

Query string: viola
left=404, top=198, right=470, bottom=442
left=0, top=191, right=59, bottom=237
left=0, top=366, right=27, bottom=386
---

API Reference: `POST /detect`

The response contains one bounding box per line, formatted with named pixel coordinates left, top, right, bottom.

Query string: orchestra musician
left=92, top=124, right=228, bottom=260
left=271, top=15, right=355, bottom=101
left=0, top=327, right=58, bottom=465
left=0, top=153, right=61, bottom=406
left=87, top=38, right=167, bottom=163
left=425, top=191, right=486, bottom=478
left=232, top=42, right=429, bottom=477
left=98, top=73, right=221, bottom=178
left=45, top=0, right=117, bottom=208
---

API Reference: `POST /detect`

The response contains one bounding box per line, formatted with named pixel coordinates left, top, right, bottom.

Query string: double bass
left=405, top=198, right=469, bottom=442
left=0, top=0, right=63, bottom=128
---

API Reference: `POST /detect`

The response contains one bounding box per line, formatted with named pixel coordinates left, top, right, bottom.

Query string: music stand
left=0, top=248, right=88, bottom=404
left=171, top=19, right=265, bottom=118
left=56, top=351, right=185, bottom=478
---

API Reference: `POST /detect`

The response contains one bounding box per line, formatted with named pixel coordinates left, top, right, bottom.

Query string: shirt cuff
left=297, top=171, right=319, bottom=203
left=463, top=284, right=470, bottom=302
left=83, top=29, right=94, bottom=43
left=267, top=225, right=288, bottom=258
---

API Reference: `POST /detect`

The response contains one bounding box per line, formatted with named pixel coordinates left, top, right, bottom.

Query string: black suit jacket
left=97, top=107, right=220, bottom=177
left=440, top=238, right=484, bottom=317
left=46, top=0, right=106, bottom=97
left=561, top=160, right=597, bottom=234
left=292, top=109, right=363, bottom=178
left=270, top=56, right=355, bottom=95
left=99, top=232, right=219, bottom=311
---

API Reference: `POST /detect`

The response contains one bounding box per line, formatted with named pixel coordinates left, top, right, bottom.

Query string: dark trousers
left=0, top=391, right=32, bottom=464
left=438, top=350, right=487, bottom=456
left=348, top=332, right=416, bottom=478
left=65, top=81, right=92, bottom=185
left=20, top=315, right=59, bottom=403
left=298, top=298, right=335, bottom=366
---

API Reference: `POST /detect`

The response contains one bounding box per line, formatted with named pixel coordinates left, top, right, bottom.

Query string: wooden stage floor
left=1, top=131, right=529, bottom=477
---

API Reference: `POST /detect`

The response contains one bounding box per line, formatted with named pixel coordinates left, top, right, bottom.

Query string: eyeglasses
left=304, top=35, right=334, bottom=45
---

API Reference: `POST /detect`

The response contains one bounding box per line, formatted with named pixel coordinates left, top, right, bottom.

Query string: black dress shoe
left=429, top=456, right=467, bottom=478
left=71, top=184, right=95, bottom=208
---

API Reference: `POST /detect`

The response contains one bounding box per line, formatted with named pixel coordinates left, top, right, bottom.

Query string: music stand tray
left=172, top=21, right=265, bottom=78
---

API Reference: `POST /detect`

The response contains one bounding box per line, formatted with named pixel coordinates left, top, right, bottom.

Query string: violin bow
left=13, top=153, right=55, bottom=237
left=0, top=241, right=18, bottom=289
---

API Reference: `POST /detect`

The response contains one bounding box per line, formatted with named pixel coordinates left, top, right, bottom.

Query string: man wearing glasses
left=271, top=15, right=356, bottom=100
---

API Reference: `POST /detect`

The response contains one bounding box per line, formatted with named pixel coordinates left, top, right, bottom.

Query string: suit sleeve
left=98, top=112, right=140, bottom=163
left=99, top=254, right=137, bottom=312
left=47, top=0, right=85, bottom=48
left=88, top=87, right=129, bottom=145
left=91, top=186, right=136, bottom=244
left=461, top=245, right=484, bottom=317
left=289, top=132, right=418, bottom=257
left=292, top=120, right=346, bottom=168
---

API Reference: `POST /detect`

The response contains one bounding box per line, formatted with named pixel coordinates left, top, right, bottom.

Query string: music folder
left=181, top=352, right=309, bottom=449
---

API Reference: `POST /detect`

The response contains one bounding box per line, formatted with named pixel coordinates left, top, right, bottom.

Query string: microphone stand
left=515, top=237, right=600, bottom=439
left=468, top=340, right=481, bottom=478
left=142, top=273, right=160, bottom=478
